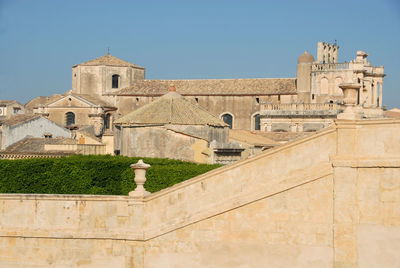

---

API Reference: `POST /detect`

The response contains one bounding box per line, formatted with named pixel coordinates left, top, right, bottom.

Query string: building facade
left=28, top=42, right=385, bottom=140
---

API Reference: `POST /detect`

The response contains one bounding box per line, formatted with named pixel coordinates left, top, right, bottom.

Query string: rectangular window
left=13, top=108, right=20, bottom=114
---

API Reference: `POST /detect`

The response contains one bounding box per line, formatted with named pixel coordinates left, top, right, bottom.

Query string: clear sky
left=0, top=0, right=399, bottom=108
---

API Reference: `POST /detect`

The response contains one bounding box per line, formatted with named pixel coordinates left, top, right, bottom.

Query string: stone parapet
left=0, top=119, right=399, bottom=267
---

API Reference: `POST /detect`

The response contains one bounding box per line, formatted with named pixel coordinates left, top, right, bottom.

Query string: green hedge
left=0, top=155, right=222, bottom=195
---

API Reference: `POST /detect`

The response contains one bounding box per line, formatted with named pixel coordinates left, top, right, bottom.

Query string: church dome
left=297, top=51, right=315, bottom=64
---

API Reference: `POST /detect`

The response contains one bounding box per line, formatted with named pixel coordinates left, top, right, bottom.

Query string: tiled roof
left=72, top=94, right=115, bottom=108
left=114, top=78, right=297, bottom=96
left=4, top=137, right=76, bottom=153
left=24, top=95, right=63, bottom=111
left=74, top=54, right=144, bottom=69
left=0, top=100, right=21, bottom=106
left=229, top=129, right=279, bottom=146
left=0, top=114, right=41, bottom=127
left=27, top=93, right=115, bottom=109
left=115, top=91, right=227, bottom=127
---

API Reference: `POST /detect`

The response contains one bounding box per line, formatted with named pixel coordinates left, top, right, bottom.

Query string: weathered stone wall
left=0, top=119, right=399, bottom=267
left=3, top=117, right=70, bottom=149
left=47, top=107, right=94, bottom=127
left=72, top=65, right=145, bottom=96
left=120, top=125, right=210, bottom=163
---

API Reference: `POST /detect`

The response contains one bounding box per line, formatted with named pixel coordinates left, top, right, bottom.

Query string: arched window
left=334, top=77, right=343, bottom=95
left=320, top=78, right=329, bottom=95
left=66, top=112, right=75, bottom=126
left=253, top=114, right=260, bottom=130
left=104, top=113, right=112, bottom=130
left=112, top=74, right=120, bottom=88
left=221, top=113, right=233, bottom=129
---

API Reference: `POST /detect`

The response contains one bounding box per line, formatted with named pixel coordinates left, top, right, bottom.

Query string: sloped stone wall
left=0, top=119, right=399, bottom=267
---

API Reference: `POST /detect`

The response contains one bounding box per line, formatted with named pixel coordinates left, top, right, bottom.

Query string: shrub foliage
left=0, top=155, right=222, bottom=195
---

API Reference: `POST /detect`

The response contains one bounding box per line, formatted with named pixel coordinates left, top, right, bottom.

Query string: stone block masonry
left=0, top=119, right=399, bottom=267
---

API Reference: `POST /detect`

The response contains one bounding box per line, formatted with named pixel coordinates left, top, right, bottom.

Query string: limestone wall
left=120, top=126, right=210, bottom=163
left=0, top=119, right=399, bottom=267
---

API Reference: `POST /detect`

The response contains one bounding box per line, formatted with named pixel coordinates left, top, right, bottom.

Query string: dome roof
left=297, top=51, right=315, bottom=64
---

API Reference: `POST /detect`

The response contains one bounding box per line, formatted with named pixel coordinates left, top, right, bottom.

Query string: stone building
left=0, top=117, right=399, bottom=267
left=260, top=42, right=385, bottom=132
left=24, top=42, right=386, bottom=158
left=0, top=115, right=71, bottom=150
left=0, top=100, right=24, bottom=120
left=30, top=92, right=117, bottom=137
left=115, top=86, right=243, bottom=163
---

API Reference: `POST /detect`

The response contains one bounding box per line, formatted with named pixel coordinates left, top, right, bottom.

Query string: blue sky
left=1, top=0, right=399, bottom=108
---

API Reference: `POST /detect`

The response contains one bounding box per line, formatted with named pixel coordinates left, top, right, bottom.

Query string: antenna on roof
left=107, top=46, right=110, bottom=55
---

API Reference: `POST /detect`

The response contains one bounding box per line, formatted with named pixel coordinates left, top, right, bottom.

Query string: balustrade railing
left=312, top=62, right=350, bottom=71
left=262, top=103, right=343, bottom=111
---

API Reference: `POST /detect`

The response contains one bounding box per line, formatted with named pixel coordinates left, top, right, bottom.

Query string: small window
left=312, top=94, right=315, bottom=100
left=195, top=97, right=199, bottom=103
left=136, top=98, right=139, bottom=102
left=278, top=95, right=281, bottom=101
left=222, top=113, right=233, bottom=129
left=256, top=97, right=260, bottom=104
left=66, top=112, right=75, bottom=126
left=112, top=74, right=120, bottom=88
left=104, top=113, right=112, bottom=130
left=253, top=114, right=260, bottom=130
left=13, top=108, right=20, bottom=114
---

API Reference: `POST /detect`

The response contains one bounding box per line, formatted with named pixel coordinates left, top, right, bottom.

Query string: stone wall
left=0, top=119, right=399, bottom=267
left=2, top=117, right=71, bottom=149
left=120, top=125, right=210, bottom=163
left=72, top=65, right=145, bottom=96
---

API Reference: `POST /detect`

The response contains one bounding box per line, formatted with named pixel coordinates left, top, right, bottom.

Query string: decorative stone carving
left=337, top=83, right=363, bottom=120
left=92, top=117, right=104, bottom=136
left=129, top=159, right=151, bottom=198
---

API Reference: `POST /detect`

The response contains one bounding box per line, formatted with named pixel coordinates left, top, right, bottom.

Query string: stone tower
left=71, top=54, right=145, bottom=96
left=317, top=42, right=339, bottom=63
left=296, top=51, right=314, bottom=103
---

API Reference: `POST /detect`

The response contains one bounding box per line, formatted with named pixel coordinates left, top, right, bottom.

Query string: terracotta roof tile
left=114, top=78, right=297, bottom=96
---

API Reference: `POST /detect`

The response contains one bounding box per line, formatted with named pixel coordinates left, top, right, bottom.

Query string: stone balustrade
left=312, top=62, right=350, bottom=71
left=262, top=103, right=343, bottom=111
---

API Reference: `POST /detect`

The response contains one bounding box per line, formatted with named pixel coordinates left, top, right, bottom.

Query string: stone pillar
left=379, top=82, right=383, bottom=107
left=129, top=160, right=151, bottom=198
left=373, top=81, right=378, bottom=107
left=337, top=83, right=363, bottom=120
